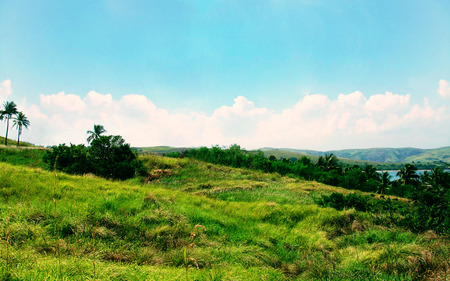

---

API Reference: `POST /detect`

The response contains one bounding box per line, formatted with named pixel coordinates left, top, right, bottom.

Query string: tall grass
left=0, top=153, right=448, bottom=280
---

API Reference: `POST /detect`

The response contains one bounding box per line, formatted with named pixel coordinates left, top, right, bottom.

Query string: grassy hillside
left=405, top=146, right=450, bottom=166
left=0, top=146, right=47, bottom=169
left=0, top=151, right=448, bottom=280
left=0, top=136, right=35, bottom=147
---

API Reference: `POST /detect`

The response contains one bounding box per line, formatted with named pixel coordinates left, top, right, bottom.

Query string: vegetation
left=184, top=145, right=450, bottom=234
left=12, top=111, right=30, bottom=147
left=143, top=146, right=450, bottom=170
left=87, top=124, right=106, bottom=144
left=0, top=136, right=34, bottom=148
left=44, top=132, right=146, bottom=180
left=0, top=148, right=449, bottom=280
left=0, top=146, right=46, bottom=168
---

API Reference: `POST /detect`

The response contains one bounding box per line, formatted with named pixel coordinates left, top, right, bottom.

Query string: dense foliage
left=185, top=145, right=450, bottom=234
left=43, top=135, right=146, bottom=180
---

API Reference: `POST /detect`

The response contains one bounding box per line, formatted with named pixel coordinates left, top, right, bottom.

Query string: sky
left=1, top=0, right=450, bottom=150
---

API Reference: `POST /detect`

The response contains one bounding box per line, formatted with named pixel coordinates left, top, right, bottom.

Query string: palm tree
left=428, top=167, right=450, bottom=192
left=317, top=153, right=341, bottom=172
left=87, top=124, right=106, bottom=143
left=378, top=172, right=392, bottom=194
left=12, top=112, right=30, bottom=147
left=396, top=164, right=419, bottom=186
left=364, top=164, right=381, bottom=181
left=1, top=101, right=18, bottom=146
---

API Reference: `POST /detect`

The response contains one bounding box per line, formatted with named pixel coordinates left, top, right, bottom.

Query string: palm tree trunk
left=17, top=129, right=21, bottom=147
left=5, top=117, right=10, bottom=146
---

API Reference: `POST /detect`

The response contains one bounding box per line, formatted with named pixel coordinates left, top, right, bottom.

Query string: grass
left=0, top=136, right=36, bottom=147
left=0, top=146, right=47, bottom=169
left=0, top=152, right=448, bottom=280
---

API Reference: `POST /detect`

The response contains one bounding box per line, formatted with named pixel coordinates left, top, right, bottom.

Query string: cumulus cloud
left=85, top=91, right=113, bottom=107
left=40, top=92, right=86, bottom=113
left=365, top=92, right=410, bottom=114
left=3, top=79, right=450, bottom=150
left=438, top=79, right=450, bottom=99
left=337, top=91, right=366, bottom=107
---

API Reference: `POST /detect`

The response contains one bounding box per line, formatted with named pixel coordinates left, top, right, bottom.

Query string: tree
left=87, top=124, right=106, bottom=143
left=364, top=165, right=381, bottom=182
left=378, top=172, right=392, bottom=194
left=12, top=112, right=30, bottom=147
left=1, top=101, right=18, bottom=146
left=317, top=153, right=341, bottom=172
left=89, top=135, right=144, bottom=180
left=396, top=164, right=419, bottom=186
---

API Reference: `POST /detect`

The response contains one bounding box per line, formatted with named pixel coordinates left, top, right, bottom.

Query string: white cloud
left=365, top=91, right=410, bottom=114
left=40, top=92, right=86, bottom=113
left=438, top=79, right=450, bottom=99
left=3, top=79, right=450, bottom=150
left=85, top=91, right=113, bottom=107
left=0, top=79, right=12, bottom=101
left=337, top=91, right=366, bottom=107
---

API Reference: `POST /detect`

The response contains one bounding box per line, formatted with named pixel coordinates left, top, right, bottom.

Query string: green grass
left=0, top=152, right=448, bottom=280
left=0, top=146, right=47, bottom=168
left=0, top=136, right=36, bottom=147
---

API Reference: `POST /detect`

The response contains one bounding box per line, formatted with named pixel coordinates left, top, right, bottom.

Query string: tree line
left=0, top=101, right=30, bottom=146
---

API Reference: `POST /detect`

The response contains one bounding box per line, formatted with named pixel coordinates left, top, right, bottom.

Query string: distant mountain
left=328, top=147, right=424, bottom=163
left=260, top=146, right=450, bottom=166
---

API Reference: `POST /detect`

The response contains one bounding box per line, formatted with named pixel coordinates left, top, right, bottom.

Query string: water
left=378, top=169, right=450, bottom=181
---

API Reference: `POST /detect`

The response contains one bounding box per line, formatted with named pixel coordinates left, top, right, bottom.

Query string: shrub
left=43, top=135, right=146, bottom=180
left=317, top=192, right=373, bottom=212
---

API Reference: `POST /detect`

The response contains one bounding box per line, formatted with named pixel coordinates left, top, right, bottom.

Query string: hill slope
left=0, top=135, right=35, bottom=147
left=0, top=150, right=448, bottom=280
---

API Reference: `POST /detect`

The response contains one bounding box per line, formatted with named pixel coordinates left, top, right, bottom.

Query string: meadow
left=0, top=147, right=448, bottom=280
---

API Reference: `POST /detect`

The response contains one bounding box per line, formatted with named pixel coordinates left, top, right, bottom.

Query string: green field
left=0, top=149, right=448, bottom=280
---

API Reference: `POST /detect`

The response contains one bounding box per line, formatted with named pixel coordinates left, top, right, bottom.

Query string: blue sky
left=1, top=0, right=450, bottom=149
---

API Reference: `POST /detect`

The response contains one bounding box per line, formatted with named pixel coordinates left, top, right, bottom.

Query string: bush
left=317, top=192, right=374, bottom=212
left=43, top=135, right=146, bottom=180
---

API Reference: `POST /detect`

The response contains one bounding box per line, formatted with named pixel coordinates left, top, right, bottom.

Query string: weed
left=91, top=224, right=98, bottom=281
left=184, top=224, right=206, bottom=281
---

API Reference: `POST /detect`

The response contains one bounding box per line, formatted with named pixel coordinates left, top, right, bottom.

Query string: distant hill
left=404, top=146, right=450, bottom=164
left=328, top=147, right=424, bottom=163
left=260, top=146, right=450, bottom=167
left=134, top=146, right=187, bottom=155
